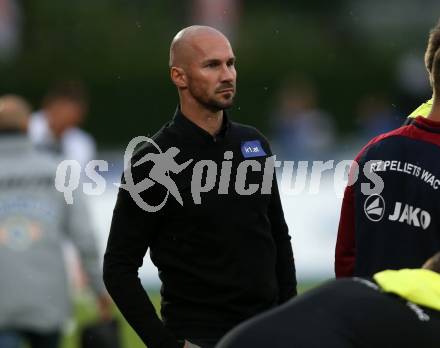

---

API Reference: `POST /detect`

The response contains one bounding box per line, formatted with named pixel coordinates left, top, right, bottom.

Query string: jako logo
left=364, top=194, right=385, bottom=222
left=388, top=202, right=431, bottom=230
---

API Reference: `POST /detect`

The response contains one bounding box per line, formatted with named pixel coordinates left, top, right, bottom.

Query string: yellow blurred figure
left=409, top=97, right=433, bottom=118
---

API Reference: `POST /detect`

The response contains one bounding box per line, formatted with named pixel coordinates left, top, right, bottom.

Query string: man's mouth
left=217, top=88, right=235, bottom=93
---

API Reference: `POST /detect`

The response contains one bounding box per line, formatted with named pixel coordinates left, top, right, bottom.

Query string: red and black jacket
left=336, top=116, right=440, bottom=277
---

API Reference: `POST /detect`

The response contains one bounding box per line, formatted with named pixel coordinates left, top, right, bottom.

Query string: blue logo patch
left=241, top=140, right=267, bottom=158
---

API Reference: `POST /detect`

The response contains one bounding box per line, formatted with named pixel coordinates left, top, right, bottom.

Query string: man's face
left=184, top=35, right=236, bottom=111
left=45, top=99, right=84, bottom=138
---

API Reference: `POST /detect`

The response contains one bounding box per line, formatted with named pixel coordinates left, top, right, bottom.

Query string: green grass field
left=61, top=283, right=320, bottom=348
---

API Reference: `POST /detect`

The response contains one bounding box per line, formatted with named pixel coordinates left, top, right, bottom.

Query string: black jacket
left=103, top=108, right=296, bottom=348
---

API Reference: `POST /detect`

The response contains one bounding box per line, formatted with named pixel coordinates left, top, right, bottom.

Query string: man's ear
left=170, top=67, right=187, bottom=88
left=429, top=72, right=434, bottom=88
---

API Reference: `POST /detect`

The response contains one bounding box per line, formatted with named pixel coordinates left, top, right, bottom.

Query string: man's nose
left=220, top=64, right=235, bottom=82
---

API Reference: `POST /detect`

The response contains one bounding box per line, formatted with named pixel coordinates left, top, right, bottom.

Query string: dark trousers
left=216, top=278, right=440, bottom=348
left=0, top=330, right=61, bottom=348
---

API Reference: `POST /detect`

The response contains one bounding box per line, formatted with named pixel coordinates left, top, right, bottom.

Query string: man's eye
left=207, top=63, right=217, bottom=68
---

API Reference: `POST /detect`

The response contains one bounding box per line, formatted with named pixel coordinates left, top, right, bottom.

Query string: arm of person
left=335, top=138, right=378, bottom=278
left=335, top=184, right=356, bottom=277
left=268, top=174, right=297, bottom=302
left=65, top=191, right=111, bottom=317
left=103, top=168, right=182, bottom=348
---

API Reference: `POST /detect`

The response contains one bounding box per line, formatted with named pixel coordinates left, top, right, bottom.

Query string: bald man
left=104, top=26, right=297, bottom=348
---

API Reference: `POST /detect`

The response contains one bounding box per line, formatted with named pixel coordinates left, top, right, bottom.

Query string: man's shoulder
left=63, top=127, right=95, bottom=144
left=230, top=121, right=269, bottom=144
left=354, top=125, right=414, bottom=162
left=130, top=123, right=175, bottom=163
left=3, top=145, right=62, bottom=179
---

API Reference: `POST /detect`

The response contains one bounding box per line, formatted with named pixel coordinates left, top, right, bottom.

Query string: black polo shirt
left=104, top=108, right=296, bottom=348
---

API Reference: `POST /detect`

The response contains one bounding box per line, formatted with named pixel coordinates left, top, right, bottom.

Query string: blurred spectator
left=191, top=0, right=240, bottom=41
left=0, top=0, right=22, bottom=62
left=0, top=95, right=110, bottom=348
left=395, top=51, right=432, bottom=115
left=28, top=80, right=96, bottom=168
left=29, top=81, right=99, bottom=310
left=355, top=94, right=402, bottom=141
left=272, top=78, right=336, bottom=160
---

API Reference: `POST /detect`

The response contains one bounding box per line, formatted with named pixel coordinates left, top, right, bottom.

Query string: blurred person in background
left=335, top=19, right=440, bottom=278
left=0, top=0, right=22, bottom=62
left=0, top=95, right=110, bottom=348
left=190, top=0, right=240, bottom=41
left=271, top=78, right=335, bottom=160
left=216, top=252, right=440, bottom=348
left=355, top=93, right=402, bottom=141
left=409, top=96, right=433, bottom=119
left=28, top=80, right=96, bottom=168
left=28, top=80, right=98, bottom=301
left=395, top=51, right=432, bottom=116
left=104, top=25, right=296, bottom=348
left=406, top=31, right=440, bottom=121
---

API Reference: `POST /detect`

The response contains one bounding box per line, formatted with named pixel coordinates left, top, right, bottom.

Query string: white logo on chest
left=388, top=202, right=431, bottom=230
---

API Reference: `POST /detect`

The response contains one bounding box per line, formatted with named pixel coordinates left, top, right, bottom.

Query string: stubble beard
left=205, top=94, right=235, bottom=112
left=188, top=84, right=235, bottom=112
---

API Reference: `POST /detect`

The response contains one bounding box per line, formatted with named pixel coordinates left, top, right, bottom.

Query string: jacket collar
left=172, top=106, right=231, bottom=144
left=410, top=116, right=440, bottom=134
